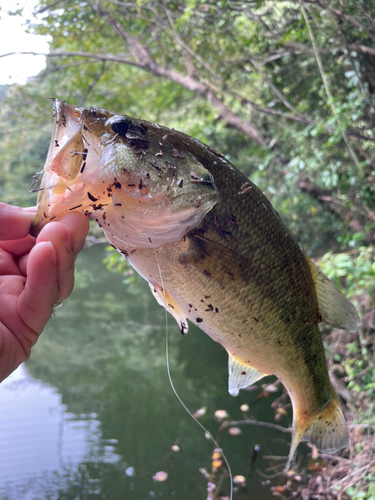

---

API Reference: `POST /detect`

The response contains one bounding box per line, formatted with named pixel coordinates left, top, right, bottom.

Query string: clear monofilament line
left=153, top=248, right=234, bottom=500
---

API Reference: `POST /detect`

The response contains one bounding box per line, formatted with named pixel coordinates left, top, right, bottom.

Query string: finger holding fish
left=0, top=208, right=89, bottom=381
left=19, top=211, right=90, bottom=332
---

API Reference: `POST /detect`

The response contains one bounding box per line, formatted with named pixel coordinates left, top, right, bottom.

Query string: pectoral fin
left=305, top=257, right=359, bottom=333
left=150, top=283, right=188, bottom=334
left=228, top=353, right=266, bottom=396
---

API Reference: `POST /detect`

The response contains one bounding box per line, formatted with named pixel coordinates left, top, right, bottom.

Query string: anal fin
left=228, top=353, right=266, bottom=396
left=150, top=283, right=188, bottom=334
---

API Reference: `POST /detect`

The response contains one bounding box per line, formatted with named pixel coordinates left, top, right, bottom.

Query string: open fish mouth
left=30, top=100, right=99, bottom=233
left=30, top=99, right=219, bottom=248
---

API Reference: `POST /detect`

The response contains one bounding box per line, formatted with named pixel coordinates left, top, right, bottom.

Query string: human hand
left=0, top=203, right=89, bottom=382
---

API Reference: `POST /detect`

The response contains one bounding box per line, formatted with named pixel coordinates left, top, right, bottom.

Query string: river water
left=0, top=243, right=294, bottom=500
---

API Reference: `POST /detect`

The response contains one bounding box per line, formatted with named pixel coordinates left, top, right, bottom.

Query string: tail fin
left=286, top=393, right=349, bottom=469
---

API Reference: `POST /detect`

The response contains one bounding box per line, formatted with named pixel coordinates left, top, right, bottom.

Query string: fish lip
left=29, top=222, right=42, bottom=238
left=30, top=100, right=84, bottom=236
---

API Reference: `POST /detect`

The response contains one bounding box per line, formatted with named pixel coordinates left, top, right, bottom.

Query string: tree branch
left=348, top=44, right=375, bottom=57
left=307, top=0, right=375, bottom=40
left=78, top=61, right=106, bottom=107
left=163, top=7, right=217, bottom=78
left=84, top=1, right=267, bottom=146
left=285, top=41, right=375, bottom=58
left=297, top=175, right=375, bottom=241
left=4, top=50, right=373, bottom=144
left=0, top=51, right=133, bottom=64
left=34, top=0, right=69, bottom=14
left=236, top=51, right=309, bottom=120
left=42, top=60, right=102, bottom=75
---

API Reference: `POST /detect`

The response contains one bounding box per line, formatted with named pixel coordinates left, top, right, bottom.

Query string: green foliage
left=2, top=0, right=375, bottom=255
left=318, top=247, right=375, bottom=398
left=315, top=247, right=374, bottom=500
left=319, top=247, right=375, bottom=299
left=103, top=245, right=140, bottom=285
left=0, top=83, right=55, bottom=205
left=345, top=477, right=375, bottom=500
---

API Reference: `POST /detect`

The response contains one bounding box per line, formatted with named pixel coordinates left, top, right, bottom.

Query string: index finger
left=0, top=204, right=37, bottom=241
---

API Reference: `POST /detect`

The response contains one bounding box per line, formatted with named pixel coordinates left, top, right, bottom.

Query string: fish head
left=30, top=100, right=219, bottom=248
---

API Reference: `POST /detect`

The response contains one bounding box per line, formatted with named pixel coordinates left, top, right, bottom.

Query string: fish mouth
left=30, top=99, right=112, bottom=237
left=30, top=100, right=87, bottom=236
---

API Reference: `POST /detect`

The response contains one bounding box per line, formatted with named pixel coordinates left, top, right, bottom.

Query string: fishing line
left=153, top=248, right=234, bottom=500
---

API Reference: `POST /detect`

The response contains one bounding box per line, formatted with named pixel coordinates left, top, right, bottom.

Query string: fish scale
left=31, top=99, right=360, bottom=469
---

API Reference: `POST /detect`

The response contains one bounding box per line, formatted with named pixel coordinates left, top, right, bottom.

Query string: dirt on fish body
left=31, top=100, right=359, bottom=468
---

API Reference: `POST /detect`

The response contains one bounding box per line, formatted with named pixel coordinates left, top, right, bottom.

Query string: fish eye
left=111, top=120, right=131, bottom=136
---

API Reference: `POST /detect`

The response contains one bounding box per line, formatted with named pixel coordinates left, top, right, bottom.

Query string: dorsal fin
left=227, top=352, right=267, bottom=396
left=305, top=257, right=359, bottom=333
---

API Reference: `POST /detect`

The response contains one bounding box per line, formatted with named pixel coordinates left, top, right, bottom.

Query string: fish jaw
left=30, top=100, right=105, bottom=235
left=30, top=100, right=219, bottom=246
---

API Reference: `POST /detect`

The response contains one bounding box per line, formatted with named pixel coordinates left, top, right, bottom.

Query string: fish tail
left=286, top=392, right=349, bottom=469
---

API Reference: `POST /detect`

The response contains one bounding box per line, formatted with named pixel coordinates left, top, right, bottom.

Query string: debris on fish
left=31, top=99, right=360, bottom=469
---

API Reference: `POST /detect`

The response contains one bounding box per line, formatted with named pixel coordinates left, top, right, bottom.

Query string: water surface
left=0, top=244, right=293, bottom=499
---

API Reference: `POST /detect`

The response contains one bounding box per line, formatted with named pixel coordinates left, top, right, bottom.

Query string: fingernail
left=21, top=207, right=38, bottom=213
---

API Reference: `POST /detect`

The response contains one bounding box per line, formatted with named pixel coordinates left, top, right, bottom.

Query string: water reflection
left=0, top=365, right=122, bottom=498
left=0, top=244, right=292, bottom=499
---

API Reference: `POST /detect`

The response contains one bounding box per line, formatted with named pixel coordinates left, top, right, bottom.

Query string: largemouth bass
left=31, top=100, right=359, bottom=468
